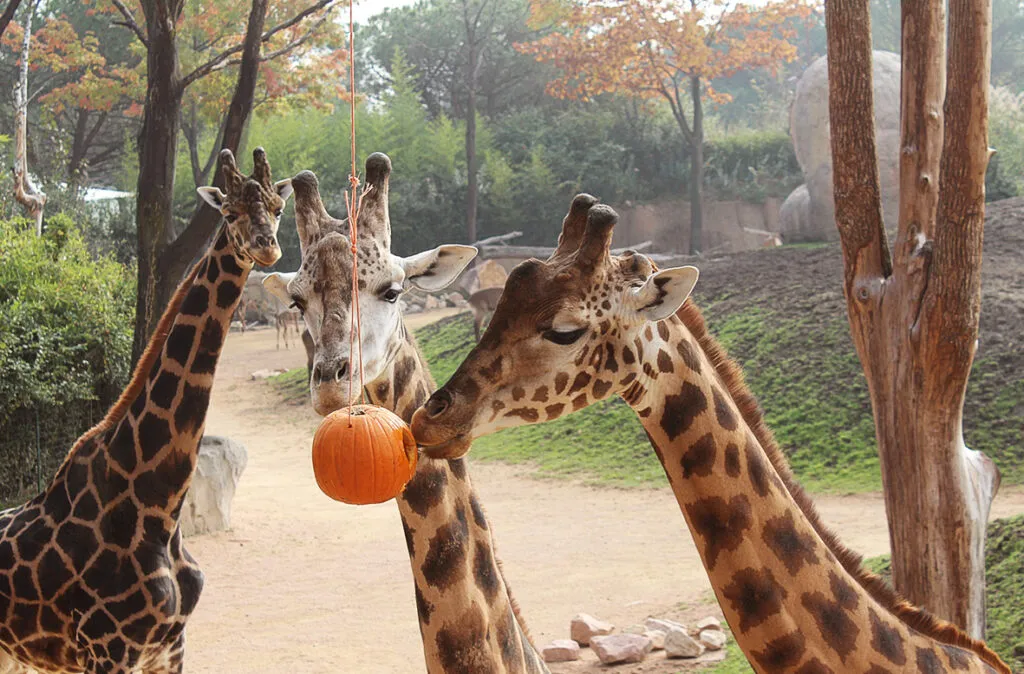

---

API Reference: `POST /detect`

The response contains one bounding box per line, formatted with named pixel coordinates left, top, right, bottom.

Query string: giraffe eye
left=289, top=297, right=306, bottom=313
left=542, top=327, right=587, bottom=345
left=382, top=288, right=402, bottom=303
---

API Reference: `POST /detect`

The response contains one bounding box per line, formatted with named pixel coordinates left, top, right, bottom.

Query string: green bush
left=0, top=215, right=135, bottom=504
left=704, top=130, right=803, bottom=201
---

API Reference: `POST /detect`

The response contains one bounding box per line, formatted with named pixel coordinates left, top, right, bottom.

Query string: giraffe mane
left=675, top=299, right=1010, bottom=674
left=55, top=256, right=205, bottom=469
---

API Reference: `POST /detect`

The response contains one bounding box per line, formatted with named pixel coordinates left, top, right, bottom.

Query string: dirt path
left=183, top=322, right=1024, bottom=673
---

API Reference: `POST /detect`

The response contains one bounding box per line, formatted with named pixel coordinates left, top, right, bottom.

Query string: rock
left=789, top=50, right=901, bottom=241
left=699, top=629, right=727, bottom=651
left=423, top=295, right=443, bottom=310
left=644, top=629, right=666, bottom=650
left=695, top=616, right=723, bottom=632
left=665, top=627, right=705, bottom=658
left=541, top=640, right=580, bottom=663
left=180, top=436, right=248, bottom=537
left=590, top=634, right=652, bottom=664
left=644, top=617, right=686, bottom=634
left=446, top=292, right=468, bottom=307
left=623, top=624, right=646, bottom=635
left=476, top=259, right=509, bottom=290
left=250, top=368, right=286, bottom=380
left=570, top=613, right=615, bottom=645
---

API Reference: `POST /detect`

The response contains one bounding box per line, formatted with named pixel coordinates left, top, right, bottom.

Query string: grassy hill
left=410, top=197, right=1024, bottom=492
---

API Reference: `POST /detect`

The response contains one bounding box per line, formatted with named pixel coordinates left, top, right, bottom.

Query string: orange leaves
left=521, top=0, right=816, bottom=103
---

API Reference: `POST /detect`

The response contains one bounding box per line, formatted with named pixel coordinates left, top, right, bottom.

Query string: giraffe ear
left=197, top=186, right=227, bottom=211
left=275, top=179, right=294, bottom=203
left=627, top=266, right=699, bottom=322
left=401, top=245, right=478, bottom=292
left=263, top=271, right=296, bottom=303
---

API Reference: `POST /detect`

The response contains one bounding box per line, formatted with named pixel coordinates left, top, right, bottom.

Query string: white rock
left=644, top=617, right=686, bottom=634
left=664, top=627, right=706, bottom=659
left=570, top=613, right=614, bottom=645
left=623, top=624, right=646, bottom=635
left=541, top=640, right=580, bottom=663
left=644, top=629, right=666, bottom=650
left=180, top=436, right=248, bottom=537
left=590, top=634, right=652, bottom=664
left=250, top=368, right=286, bottom=380
left=446, top=292, right=468, bottom=307
left=696, top=616, right=723, bottom=632
left=699, top=629, right=727, bottom=651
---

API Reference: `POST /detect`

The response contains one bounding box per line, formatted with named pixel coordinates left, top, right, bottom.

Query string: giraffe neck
left=628, top=311, right=1003, bottom=673
left=55, top=226, right=251, bottom=524
left=367, top=326, right=547, bottom=674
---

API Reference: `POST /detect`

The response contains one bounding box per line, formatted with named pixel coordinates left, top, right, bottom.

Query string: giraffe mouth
left=417, top=433, right=471, bottom=460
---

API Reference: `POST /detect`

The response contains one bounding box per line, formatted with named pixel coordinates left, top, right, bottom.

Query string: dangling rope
left=345, top=0, right=367, bottom=424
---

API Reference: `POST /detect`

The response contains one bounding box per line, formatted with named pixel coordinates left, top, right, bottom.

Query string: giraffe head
left=263, top=153, right=476, bottom=415
left=197, top=147, right=293, bottom=267
left=412, top=195, right=699, bottom=458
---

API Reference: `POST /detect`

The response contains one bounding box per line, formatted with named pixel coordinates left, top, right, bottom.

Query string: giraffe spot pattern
left=190, top=318, right=223, bottom=374
left=722, top=566, right=787, bottom=632
left=219, top=251, right=243, bottom=276
left=179, top=285, right=209, bottom=317
left=801, top=587, right=861, bottom=661
left=554, top=372, right=569, bottom=395
left=604, top=343, right=618, bottom=373
left=422, top=505, right=469, bottom=591
left=569, top=372, right=592, bottom=395
left=165, top=325, right=196, bottom=367
left=137, top=414, right=172, bottom=461
left=504, top=408, right=540, bottom=422
left=497, top=605, right=523, bottom=671
left=149, top=371, right=181, bottom=410
left=796, top=658, right=836, bottom=674
left=916, top=647, right=947, bottom=674
left=414, top=584, right=434, bottom=626
left=724, top=443, right=741, bottom=477
left=448, top=459, right=466, bottom=481
left=656, top=350, right=674, bottom=374
left=869, top=607, right=907, bottom=665
left=174, top=383, right=211, bottom=436
left=762, top=510, right=819, bottom=576
left=713, top=389, right=738, bottom=431
left=622, top=345, right=636, bottom=365
left=680, top=433, right=717, bottom=479
left=469, top=493, right=488, bottom=530
left=745, top=438, right=773, bottom=497
left=545, top=403, right=565, bottom=420
left=531, top=386, right=549, bottom=403
left=660, top=381, right=708, bottom=441
left=941, top=644, right=972, bottom=670
left=684, top=494, right=752, bottom=570
left=752, top=630, right=806, bottom=670
left=473, top=541, right=500, bottom=602
left=677, top=339, right=702, bottom=372
left=401, top=465, right=448, bottom=518
left=592, top=379, right=612, bottom=399
left=215, top=280, right=241, bottom=308
left=434, top=604, right=493, bottom=674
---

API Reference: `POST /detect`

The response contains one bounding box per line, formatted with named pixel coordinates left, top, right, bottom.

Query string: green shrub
left=704, top=130, right=803, bottom=201
left=0, top=215, right=135, bottom=504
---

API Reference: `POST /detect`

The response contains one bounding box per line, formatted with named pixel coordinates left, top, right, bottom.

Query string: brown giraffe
left=0, top=148, right=292, bottom=674
left=412, top=195, right=1010, bottom=674
left=262, top=153, right=549, bottom=674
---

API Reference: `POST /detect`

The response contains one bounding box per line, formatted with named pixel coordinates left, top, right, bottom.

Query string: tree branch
left=180, top=0, right=339, bottom=88
left=210, top=13, right=330, bottom=71
left=0, top=0, right=22, bottom=40
left=111, top=0, right=149, bottom=47
left=825, top=0, right=891, bottom=289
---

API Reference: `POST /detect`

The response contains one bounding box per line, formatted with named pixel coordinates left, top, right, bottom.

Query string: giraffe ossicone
left=263, top=153, right=549, bottom=673
left=0, top=148, right=291, bottom=674
left=412, top=194, right=1010, bottom=674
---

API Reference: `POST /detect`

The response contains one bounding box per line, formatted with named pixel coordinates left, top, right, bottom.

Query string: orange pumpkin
left=311, top=405, right=418, bottom=505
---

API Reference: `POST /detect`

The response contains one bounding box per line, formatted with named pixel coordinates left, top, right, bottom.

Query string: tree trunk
left=688, top=75, right=704, bottom=254
left=464, top=44, right=480, bottom=244
left=161, top=0, right=269, bottom=288
left=132, top=0, right=185, bottom=363
left=11, top=0, right=45, bottom=234
left=826, top=0, right=997, bottom=638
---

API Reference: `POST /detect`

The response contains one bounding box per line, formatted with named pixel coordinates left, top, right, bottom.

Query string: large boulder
left=180, top=436, right=248, bottom=537
left=786, top=50, right=901, bottom=242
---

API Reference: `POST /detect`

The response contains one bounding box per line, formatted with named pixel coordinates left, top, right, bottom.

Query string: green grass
left=706, top=637, right=754, bottom=674
left=270, top=366, right=309, bottom=405
left=863, top=515, right=1024, bottom=672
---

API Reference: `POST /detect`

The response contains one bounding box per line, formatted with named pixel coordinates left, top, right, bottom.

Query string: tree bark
left=688, top=75, right=704, bottom=254
left=826, top=0, right=997, bottom=638
left=160, top=0, right=269, bottom=290
left=462, top=0, right=486, bottom=245
left=11, top=0, right=44, bottom=235
left=132, top=0, right=186, bottom=363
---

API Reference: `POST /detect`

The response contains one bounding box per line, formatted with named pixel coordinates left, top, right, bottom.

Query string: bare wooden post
left=11, top=0, right=45, bottom=234
left=826, top=0, right=998, bottom=637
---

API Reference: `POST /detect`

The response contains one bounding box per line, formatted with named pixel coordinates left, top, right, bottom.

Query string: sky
left=352, top=0, right=419, bottom=24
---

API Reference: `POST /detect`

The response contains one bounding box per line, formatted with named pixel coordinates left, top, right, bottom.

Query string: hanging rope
left=345, top=0, right=367, bottom=423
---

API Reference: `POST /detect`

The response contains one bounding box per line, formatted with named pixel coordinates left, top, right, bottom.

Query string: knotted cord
left=345, top=0, right=367, bottom=423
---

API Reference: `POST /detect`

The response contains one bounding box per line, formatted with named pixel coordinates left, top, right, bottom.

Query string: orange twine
left=345, top=0, right=366, bottom=425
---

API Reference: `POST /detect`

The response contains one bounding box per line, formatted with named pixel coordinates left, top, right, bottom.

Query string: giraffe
left=262, top=153, right=549, bottom=674
left=411, top=195, right=1011, bottom=674
left=0, top=148, right=292, bottom=674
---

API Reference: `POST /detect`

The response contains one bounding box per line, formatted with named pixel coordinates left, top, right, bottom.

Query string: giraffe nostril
left=313, top=364, right=324, bottom=386
left=425, top=390, right=452, bottom=418
left=255, top=235, right=269, bottom=248
left=334, top=362, right=349, bottom=382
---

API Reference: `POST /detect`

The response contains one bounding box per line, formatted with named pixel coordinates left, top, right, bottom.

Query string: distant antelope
left=276, top=308, right=302, bottom=349
left=468, top=285, right=504, bottom=341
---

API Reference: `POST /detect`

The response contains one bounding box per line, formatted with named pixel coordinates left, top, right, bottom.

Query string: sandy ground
left=183, top=315, right=1024, bottom=673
